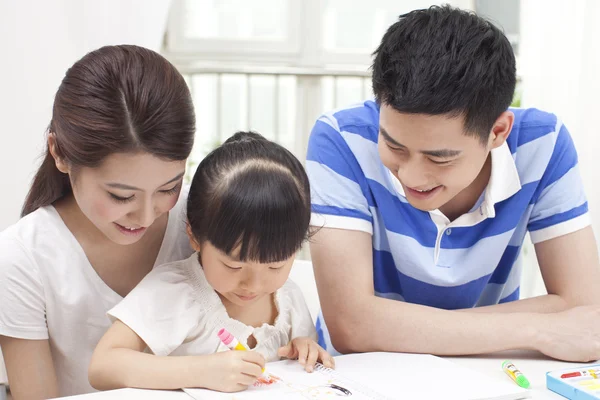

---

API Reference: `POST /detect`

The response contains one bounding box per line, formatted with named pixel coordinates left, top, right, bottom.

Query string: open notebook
left=183, top=352, right=531, bottom=400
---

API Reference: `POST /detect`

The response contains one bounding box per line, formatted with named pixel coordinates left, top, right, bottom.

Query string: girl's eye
left=224, top=264, right=242, bottom=271
left=160, top=182, right=182, bottom=195
left=386, top=143, right=402, bottom=151
left=109, top=193, right=134, bottom=203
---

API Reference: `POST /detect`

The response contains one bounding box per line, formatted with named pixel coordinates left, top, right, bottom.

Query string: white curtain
left=0, top=0, right=173, bottom=231
left=518, top=0, right=600, bottom=297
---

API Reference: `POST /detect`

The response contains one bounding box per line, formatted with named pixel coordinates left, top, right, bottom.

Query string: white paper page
left=183, top=360, right=392, bottom=400
left=335, top=353, right=531, bottom=400
left=183, top=352, right=530, bottom=400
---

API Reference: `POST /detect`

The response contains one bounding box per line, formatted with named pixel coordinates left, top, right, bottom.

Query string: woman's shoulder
left=0, top=206, right=70, bottom=261
left=0, top=207, right=72, bottom=336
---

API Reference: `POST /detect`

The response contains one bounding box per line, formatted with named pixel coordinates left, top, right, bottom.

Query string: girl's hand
left=277, top=337, right=335, bottom=372
left=201, top=350, right=266, bottom=393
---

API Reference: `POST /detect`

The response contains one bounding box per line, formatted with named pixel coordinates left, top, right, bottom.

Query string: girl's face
left=198, top=241, right=295, bottom=307
left=66, top=152, right=186, bottom=246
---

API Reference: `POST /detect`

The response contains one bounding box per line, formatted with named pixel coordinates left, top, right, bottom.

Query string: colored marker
left=218, top=328, right=247, bottom=351
left=502, top=361, right=530, bottom=389
left=217, top=328, right=266, bottom=373
left=561, top=369, right=600, bottom=379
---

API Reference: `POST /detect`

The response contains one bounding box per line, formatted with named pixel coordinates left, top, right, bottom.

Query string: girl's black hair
left=187, top=131, right=311, bottom=263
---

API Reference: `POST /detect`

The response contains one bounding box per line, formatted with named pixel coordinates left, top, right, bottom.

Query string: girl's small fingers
left=321, top=351, right=335, bottom=369
left=305, top=344, right=319, bottom=373
left=297, top=341, right=309, bottom=365
left=239, top=372, right=258, bottom=387
left=277, top=344, right=292, bottom=357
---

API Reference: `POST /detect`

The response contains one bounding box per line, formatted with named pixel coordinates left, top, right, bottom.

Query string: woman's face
left=67, top=152, right=186, bottom=246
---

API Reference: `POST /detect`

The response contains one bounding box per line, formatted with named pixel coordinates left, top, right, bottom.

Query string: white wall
left=0, top=0, right=171, bottom=230
left=520, top=0, right=600, bottom=238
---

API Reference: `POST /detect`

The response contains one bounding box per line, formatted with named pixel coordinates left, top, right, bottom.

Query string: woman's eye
left=109, top=193, right=134, bottom=203
left=160, top=182, right=182, bottom=195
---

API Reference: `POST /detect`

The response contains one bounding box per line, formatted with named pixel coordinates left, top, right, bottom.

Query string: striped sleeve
left=306, top=115, right=374, bottom=234
left=527, top=122, right=590, bottom=243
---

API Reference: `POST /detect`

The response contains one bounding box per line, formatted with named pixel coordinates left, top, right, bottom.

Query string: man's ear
left=48, top=133, right=69, bottom=173
left=488, top=111, right=514, bottom=149
left=186, top=223, right=201, bottom=252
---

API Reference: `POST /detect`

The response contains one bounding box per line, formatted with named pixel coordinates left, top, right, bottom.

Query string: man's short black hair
left=372, top=5, right=516, bottom=143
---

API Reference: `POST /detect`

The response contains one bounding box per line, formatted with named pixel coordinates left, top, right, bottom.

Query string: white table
left=448, top=349, right=584, bottom=399
left=57, top=350, right=591, bottom=399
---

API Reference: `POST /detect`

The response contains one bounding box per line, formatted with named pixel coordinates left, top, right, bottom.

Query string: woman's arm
left=0, top=336, right=59, bottom=400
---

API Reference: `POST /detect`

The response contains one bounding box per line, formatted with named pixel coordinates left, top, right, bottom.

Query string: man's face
left=378, top=103, right=493, bottom=212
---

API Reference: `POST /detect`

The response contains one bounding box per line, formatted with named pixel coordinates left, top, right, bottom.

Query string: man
left=307, top=5, right=600, bottom=361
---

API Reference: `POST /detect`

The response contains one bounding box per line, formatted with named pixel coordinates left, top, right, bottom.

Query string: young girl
left=0, top=45, right=196, bottom=399
left=88, top=131, right=334, bottom=393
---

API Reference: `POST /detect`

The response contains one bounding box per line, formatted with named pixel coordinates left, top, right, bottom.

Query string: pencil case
left=547, top=364, right=600, bottom=399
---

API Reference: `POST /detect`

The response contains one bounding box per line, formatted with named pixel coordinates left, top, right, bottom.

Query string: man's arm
left=310, top=226, right=600, bottom=361
left=462, top=226, right=600, bottom=314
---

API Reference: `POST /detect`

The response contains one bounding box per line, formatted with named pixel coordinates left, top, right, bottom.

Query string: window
left=167, top=0, right=301, bottom=61
left=165, top=0, right=520, bottom=167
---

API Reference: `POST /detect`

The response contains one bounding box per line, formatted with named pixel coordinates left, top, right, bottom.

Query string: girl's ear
left=186, top=223, right=202, bottom=252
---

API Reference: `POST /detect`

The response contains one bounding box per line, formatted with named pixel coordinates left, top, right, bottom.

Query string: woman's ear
left=48, top=133, right=69, bottom=173
left=186, top=223, right=202, bottom=252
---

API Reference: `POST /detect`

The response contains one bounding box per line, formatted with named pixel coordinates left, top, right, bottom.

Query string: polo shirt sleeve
left=305, top=114, right=374, bottom=234
left=527, top=122, right=591, bottom=243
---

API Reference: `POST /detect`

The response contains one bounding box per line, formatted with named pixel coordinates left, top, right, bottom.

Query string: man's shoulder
left=507, top=107, right=561, bottom=152
left=315, top=100, right=380, bottom=140
left=507, top=107, right=578, bottom=193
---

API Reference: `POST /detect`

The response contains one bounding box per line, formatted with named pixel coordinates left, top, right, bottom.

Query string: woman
left=0, top=45, right=196, bottom=399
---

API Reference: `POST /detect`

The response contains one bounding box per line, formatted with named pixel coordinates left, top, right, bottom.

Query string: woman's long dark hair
left=22, top=45, right=195, bottom=216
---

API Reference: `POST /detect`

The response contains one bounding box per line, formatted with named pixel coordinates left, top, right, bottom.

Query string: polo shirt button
left=446, top=229, right=452, bottom=236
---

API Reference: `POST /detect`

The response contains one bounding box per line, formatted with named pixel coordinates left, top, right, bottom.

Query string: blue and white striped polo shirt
left=306, top=100, right=590, bottom=352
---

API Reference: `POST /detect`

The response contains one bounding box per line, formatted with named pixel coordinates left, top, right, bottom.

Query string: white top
left=108, top=254, right=317, bottom=362
left=0, top=192, right=193, bottom=397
